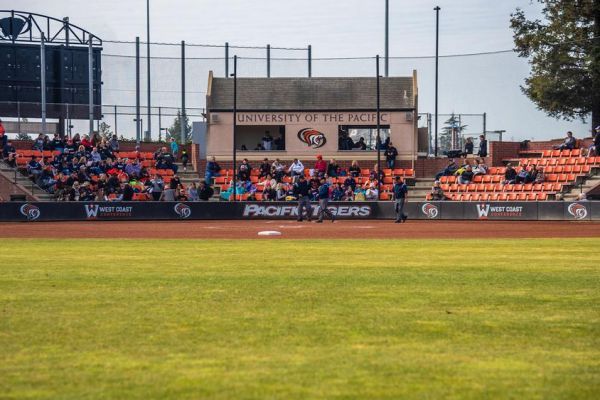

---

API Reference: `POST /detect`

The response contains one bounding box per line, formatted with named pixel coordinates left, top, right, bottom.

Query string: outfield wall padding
left=0, top=201, right=597, bottom=222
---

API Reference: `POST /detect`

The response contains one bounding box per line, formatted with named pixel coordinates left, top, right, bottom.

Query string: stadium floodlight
left=231, top=56, right=238, bottom=202
left=434, top=6, right=441, bottom=157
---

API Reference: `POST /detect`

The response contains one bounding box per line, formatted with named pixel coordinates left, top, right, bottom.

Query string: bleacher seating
left=429, top=149, right=599, bottom=201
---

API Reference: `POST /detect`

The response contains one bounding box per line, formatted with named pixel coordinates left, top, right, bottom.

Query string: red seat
left=508, top=193, right=518, bottom=201
left=542, top=150, right=552, bottom=158
left=517, top=193, right=528, bottom=201
left=498, top=193, right=508, bottom=201
left=404, top=169, right=414, bottom=177
left=538, top=193, right=548, bottom=200
left=546, top=174, right=558, bottom=182
left=489, top=193, right=499, bottom=201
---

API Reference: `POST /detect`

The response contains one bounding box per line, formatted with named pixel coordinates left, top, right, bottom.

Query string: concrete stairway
left=563, top=174, right=600, bottom=201
left=0, top=161, right=54, bottom=201
left=408, top=178, right=435, bottom=200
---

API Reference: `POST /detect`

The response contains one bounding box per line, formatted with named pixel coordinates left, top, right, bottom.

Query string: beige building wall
left=207, top=111, right=416, bottom=160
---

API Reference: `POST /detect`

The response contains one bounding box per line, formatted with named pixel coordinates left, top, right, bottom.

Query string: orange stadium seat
left=542, top=150, right=553, bottom=157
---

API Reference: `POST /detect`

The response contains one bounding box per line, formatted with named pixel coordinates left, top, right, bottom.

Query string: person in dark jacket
left=463, top=137, right=474, bottom=157
left=504, top=163, right=517, bottom=184
left=393, top=176, right=408, bottom=223
left=385, top=143, right=398, bottom=169
left=121, top=183, right=134, bottom=201
left=198, top=181, right=214, bottom=201
left=293, top=175, right=312, bottom=222
left=316, top=178, right=335, bottom=223
left=478, top=135, right=488, bottom=158
left=204, top=156, right=221, bottom=184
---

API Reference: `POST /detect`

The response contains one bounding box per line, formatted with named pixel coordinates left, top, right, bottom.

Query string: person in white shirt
left=288, top=158, right=304, bottom=182
left=261, top=131, right=273, bottom=151
left=473, top=159, right=488, bottom=175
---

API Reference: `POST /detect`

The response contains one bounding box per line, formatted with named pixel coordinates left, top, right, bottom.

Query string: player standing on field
left=393, top=176, right=408, bottom=223
left=316, top=178, right=335, bottom=223
left=293, top=175, right=312, bottom=222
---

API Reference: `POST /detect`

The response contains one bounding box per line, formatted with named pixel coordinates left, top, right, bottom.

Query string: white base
left=257, top=231, right=282, bottom=236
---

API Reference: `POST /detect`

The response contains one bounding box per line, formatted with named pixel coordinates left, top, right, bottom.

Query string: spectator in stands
left=343, top=175, right=357, bottom=192
left=72, top=133, right=81, bottom=147
left=205, top=156, right=221, bottom=184
left=254, top=143, right=265, bottom=151
left=463, top=137, right=474, bottom=157
left=327, top=159, right=340, bottom=177
left=371, top=164, right=384, bottom=183
left=515, top=167, right=529, bottom=184
left=354, top=137, right=367, bottom=150
left=238, top=159, right=252, bottom=181
left=160, top=183, right=176, bottom=201
left=275, top=182, right=287, bottom=201
left=273, top=135, right=284, bottom=150
left=435, top=159, right=458, bottom=180
left=259, top=158, right=271, bottom=178
left=527, top=165, right=540, bottom=183
left=344, top=185, right=355, bottom=201
left=271, top=158, right=286, bottom=181
left=149, top=174, right=164, bottom=201
left=180, top=149, right=189, bottom=172
left=473, top=158, right=488, bottom=175
left=393, top=176, right=408, bottom=223
left=187, top=182, right=199, bottom=201
left=90, top=147, right=102, bottom=163
left=332, top=183, right=344, bottom=201
left=457, top=165, right=474, bottom=185
left=430, top=181, right=445, bottom=201
left=314, top=155, right=327, bottom=177
left=588, top=126, right=600, bottom=157
left=504, top=163, right=517, bottom=184
left=32, top=134, right=44, bottom=151
left=365, top=183, right=379, bottom=200
left=477, top=135, right=488, bottom=158
left=261, top=131, right=273, bottom=150
left=349, top=160, right=361, bottom=177
left=288, top=158, right=305, bottom=181
left=293, top=175, right=312, bottom=222
left=156, top=147, right=178, bottom=173
left=27, top=156, right=42, bottom=181
left=554, top=131, right=576, bottom=150
left=534, top=167, right=545, bottom=183
left=119, top=183, right=134, bottom=201
left=170, top=138, right=179, bottom=160
left=106, top=134, right=118, bottom=152
left=198, top=181, right=213, bottom=201
left=3, top=141, right=16, bottom=167
left=385, top=142, right=398, bottom=169
left=81, top=135, right=93, bottom=150
left=50, top=133, right=64, bottom=153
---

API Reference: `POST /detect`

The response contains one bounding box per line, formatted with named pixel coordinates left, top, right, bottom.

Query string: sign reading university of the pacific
left=237, top=112, right=391, bottom=125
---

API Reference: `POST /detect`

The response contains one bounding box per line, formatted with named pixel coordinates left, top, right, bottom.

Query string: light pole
left=146, top=0, right=152, bottom=141
left=376, top=55, right=382, bottom=200
left=385, top=0, right=389, bottom=77
left=231, top=55, right=238, bottom=202
left=434, top=6, right=440, bottom=157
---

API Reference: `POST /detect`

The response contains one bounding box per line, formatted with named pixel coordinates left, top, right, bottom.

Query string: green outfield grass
left=0, top=238, right=599, bottom=399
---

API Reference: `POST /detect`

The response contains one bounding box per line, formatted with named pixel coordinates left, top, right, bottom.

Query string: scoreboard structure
left=0, top=10, right=102, bottom=120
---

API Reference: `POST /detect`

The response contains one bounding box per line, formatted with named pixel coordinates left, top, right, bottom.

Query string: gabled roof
left=206, top=75, right=415, bottom=111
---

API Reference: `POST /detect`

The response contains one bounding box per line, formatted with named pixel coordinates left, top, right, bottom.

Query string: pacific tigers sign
left=297, top=128, right=327, bottom=149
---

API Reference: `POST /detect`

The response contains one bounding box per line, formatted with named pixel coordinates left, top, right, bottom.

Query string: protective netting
left=5, top=40, right=587, bottom=144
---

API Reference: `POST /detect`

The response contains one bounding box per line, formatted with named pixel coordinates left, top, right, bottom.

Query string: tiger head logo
left=421, top=203, right=439, bottom=219
left=19, top=204, right=40, bottom=221
left=297, top=129, right=327, bottom=149
left=567, top=203, right=588, bottom=220
left=174, top=203, right=192, bottom=219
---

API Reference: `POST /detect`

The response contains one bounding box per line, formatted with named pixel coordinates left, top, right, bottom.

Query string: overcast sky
left=8, top=0, right=592, bottom=140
